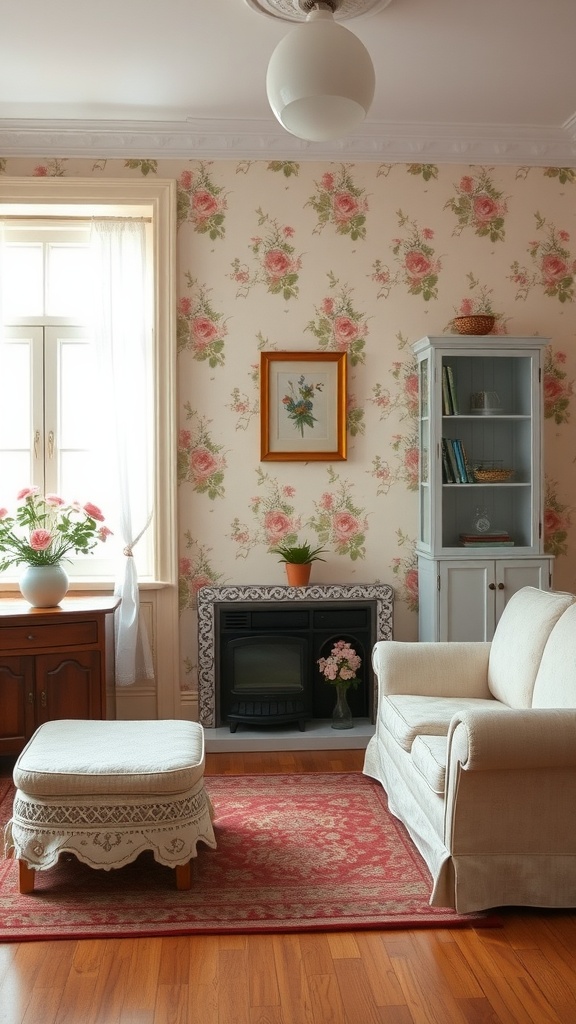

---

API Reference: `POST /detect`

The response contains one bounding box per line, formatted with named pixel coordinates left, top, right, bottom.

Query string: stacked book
left=441, top=438, right=473, bottom=483
left=459, top=532, right=515, bottom=547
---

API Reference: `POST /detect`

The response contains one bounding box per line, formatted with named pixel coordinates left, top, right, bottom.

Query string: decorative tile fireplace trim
left=197, top=583, right=394, bottom=727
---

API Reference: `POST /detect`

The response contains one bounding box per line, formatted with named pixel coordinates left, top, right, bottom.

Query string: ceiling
left=2, top=0, right=576, bottom=164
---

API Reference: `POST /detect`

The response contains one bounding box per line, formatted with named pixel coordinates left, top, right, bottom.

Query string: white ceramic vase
left=19, top=564, right=69, bottom=608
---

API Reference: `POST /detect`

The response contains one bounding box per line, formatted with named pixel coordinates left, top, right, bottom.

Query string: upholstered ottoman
left=5, top=719, right=217, bottom=893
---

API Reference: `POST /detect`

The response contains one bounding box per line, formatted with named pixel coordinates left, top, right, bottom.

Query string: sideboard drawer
left=0, top=621, right=98, bottom=652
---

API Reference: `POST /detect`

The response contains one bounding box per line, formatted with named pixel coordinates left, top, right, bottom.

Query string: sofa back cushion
left=532, top=602, right=576, bottom=707
left=488, top=587, right=575, bottom=707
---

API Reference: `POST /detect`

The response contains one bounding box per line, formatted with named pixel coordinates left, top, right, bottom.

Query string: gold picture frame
left=260, top=351, right=347, bottom=462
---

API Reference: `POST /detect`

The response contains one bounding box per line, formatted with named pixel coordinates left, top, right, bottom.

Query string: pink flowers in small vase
left=318, top=639, right=361, bottom=690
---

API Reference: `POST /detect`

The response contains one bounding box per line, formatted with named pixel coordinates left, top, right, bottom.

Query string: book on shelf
left=459, top=531, right=514, bottom=546
left=460, top=540, right=515, bottom=547
left=441, top=439, right=455, bottom=483
left=441, top=366, right=454, bottom=416
left=445, top=364, right=459, bottom=415
left=452, top=439, right=468, bottom=483
left=452, top=439, right=474, bottom=483
left=442, top=438, right=460, bottom=483
left=442, top=437, right=471, bottom=483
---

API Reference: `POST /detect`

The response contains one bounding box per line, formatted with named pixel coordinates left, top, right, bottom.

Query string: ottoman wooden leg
left=175, top=861, right=192, bottom=890
left=18, top=860, right=36, bottom=894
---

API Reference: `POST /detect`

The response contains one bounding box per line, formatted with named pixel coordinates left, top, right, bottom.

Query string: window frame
left=0, top=177, right=177, bottom=593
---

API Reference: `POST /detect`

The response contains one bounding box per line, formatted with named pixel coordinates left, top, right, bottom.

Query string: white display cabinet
left=414, top=336, right=553, bottom=641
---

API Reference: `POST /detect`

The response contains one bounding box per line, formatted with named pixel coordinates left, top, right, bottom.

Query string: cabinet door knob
left=27, top=634, right=35, bottom=641
left=498, top=582, right=505, bottom=590
left=488, top=583, right=496, bottom=591
left=40, top=691, right=47, bottom=708
left=28, top=692, right=34, bottom=704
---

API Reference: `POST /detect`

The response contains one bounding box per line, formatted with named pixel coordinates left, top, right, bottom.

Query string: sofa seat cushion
left=411, top=735, right=447, bottom=795
left=532, top=603, right=576, bottom=708
left=380, top=694, right=501, bottom=751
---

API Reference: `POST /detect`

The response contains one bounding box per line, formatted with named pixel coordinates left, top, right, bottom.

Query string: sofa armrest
left=449, top=708, right=576, bottom=771
left=372, top=641, right=492, bottom=698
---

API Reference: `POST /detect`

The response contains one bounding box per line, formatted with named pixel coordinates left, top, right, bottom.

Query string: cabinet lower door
left=36, top=652, right=103, bottom=724
left=0, top=657, right=36, bottom=754
left=495, top=560, right=551, bottom=622
left=439, top=561, right=495, bottom=641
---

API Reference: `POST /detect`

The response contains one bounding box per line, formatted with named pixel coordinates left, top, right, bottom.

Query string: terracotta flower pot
left=285, top=562, right=312, bottom=587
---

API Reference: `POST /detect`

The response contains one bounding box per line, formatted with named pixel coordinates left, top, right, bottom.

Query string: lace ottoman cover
left=5, top=719, right=217, bottom=871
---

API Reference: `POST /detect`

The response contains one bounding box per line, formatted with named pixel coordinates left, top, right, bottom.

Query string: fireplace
left=197, top=584, right=394, bottom=730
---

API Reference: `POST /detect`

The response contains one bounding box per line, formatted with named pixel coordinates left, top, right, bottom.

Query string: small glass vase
left=19, top=564, right=69, bottom=608
left=331, top=682, right=353, bottom=730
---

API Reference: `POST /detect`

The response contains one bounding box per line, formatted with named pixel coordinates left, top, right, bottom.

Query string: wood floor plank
left=353, top=932, right=408, bottom=1008
left=153, top=983, right=189, bottom=1024
left=390, top=952, right=470, bottom=1024
left=249, top=1007, right=285, bottom=1024
left=454, top=995, right=502, bottom=1024
left=299, top=932, right=337, bottom=978
left=0, top=942, right=50, bottom=1024
left=83, top=937, right=134, bottom=1024
left=514, top=948, right=576, bottom=1022
left=333, top=957, right=389, bottom=1024
left=186, top=935, right=220, bottom=1024
left=306, top=972, right=347, bottom=1024
left=272, top=934, right=315, bottom=1024
left=452, top=928, right=563, bottom=1024
left=247, top=934, right=281, bottom=1009
left=118, top=938, right=163, bottom=1017
left=18, top=940, right=78, bottom=1024
left=326, top=932, right=361, bottom=960
left=217, top=948, right=251, bottom=1024
left=426, top=933, right=485, bottom=1000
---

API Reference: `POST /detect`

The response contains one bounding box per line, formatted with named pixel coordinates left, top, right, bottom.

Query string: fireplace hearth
left=197, top=584, right=394, bottom=731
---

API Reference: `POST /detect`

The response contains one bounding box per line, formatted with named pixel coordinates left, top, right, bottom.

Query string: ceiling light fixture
left=246, top=0, right=392, bottom=143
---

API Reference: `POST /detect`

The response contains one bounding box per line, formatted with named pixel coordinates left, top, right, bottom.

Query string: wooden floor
left=2, top=748, right=576, bottom=1024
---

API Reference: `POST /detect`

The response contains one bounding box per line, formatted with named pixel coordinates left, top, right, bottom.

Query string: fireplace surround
left=197, top=584, right=394, bottom=729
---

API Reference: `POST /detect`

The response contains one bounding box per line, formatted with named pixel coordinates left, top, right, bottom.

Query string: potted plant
left=0, top=487, right=111, bottom=607
left=270, top=539, right=326, bottom=587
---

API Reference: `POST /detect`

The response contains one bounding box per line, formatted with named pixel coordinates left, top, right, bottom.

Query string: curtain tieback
left=123, top=546, right=133, bottom=557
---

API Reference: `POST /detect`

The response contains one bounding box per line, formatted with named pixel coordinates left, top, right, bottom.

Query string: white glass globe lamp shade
left=266, top=7, right=376, bottom=142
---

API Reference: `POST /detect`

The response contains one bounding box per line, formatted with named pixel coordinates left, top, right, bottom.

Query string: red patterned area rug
left=0, top=773, right=497, bottom=941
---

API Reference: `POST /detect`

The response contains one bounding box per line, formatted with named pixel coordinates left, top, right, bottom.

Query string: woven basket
left=452, top=315, right=496, bottom=336
left=473, top=467, right=514, bottom=483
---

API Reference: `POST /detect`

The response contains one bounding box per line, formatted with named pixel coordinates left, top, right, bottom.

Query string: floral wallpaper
left=2, top=155, right=576, bottom=703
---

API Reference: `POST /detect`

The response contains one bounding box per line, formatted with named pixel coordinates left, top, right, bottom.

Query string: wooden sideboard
left=0, top=596, right=120, bottom=755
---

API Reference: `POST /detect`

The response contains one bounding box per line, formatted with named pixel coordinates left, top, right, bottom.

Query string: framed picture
left=260, top=351, right=347, bottom=461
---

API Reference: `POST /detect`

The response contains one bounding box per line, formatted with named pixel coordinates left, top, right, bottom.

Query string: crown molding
left=1, top=117, right=576, bottom=165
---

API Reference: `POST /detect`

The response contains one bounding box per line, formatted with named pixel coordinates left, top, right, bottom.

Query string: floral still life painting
left=281, top=374, right=324, bottom=436
left=260, top=352, right=347, bottom=461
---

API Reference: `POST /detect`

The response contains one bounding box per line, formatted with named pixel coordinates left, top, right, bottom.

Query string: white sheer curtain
left=0, top=221, right=5, bottom=341
left=90, top=219, right=154, bottom=686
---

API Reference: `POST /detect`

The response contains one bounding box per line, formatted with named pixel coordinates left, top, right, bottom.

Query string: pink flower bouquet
left=0, top=487, right=111, bottom=571
left=317, top=639, right=361, bottom=690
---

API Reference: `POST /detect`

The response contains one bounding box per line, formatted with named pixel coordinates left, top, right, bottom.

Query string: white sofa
left=363, top=586, right=576, bottom=914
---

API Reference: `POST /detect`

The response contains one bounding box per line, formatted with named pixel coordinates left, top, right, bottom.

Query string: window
left=0, top=179, right=177, bottom=588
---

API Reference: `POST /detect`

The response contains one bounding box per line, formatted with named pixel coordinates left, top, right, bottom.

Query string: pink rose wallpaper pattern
left=2, top=155, right=576, bottom=701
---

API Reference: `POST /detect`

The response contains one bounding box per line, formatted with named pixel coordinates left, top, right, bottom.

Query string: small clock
left=472, top=507, right=491, bottom=533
